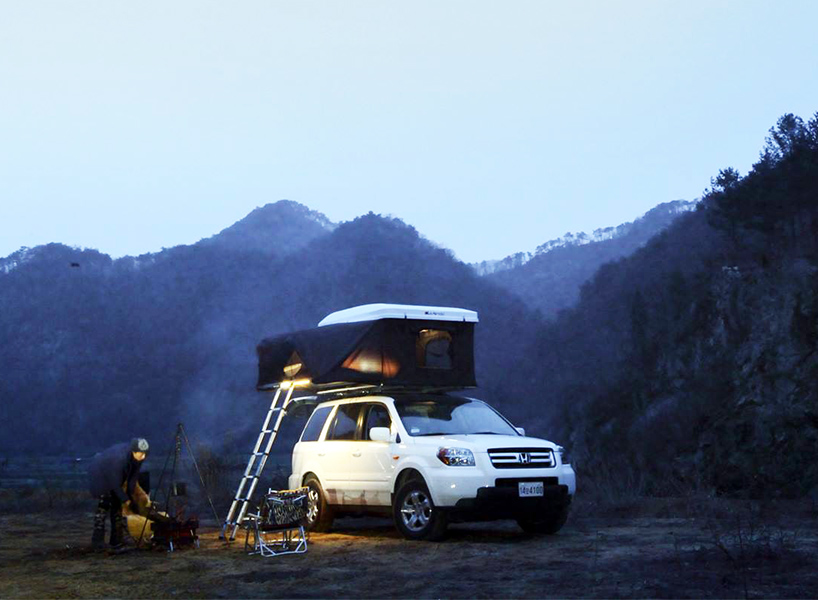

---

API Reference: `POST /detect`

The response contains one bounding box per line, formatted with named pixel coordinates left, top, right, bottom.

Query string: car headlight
left=557, top=446, right=571, bottom=465
left=437, top=447, right=475, bottom=467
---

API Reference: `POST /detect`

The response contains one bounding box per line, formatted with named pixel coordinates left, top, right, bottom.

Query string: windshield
left=395, top=397, right=519, bottom=437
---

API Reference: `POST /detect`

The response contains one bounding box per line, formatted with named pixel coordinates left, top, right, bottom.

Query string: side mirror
left=515, top=427, right=526, bottom=437
left=369, top=427, right=391, bottom=442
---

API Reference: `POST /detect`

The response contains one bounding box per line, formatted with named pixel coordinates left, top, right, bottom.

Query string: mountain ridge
left=481, top=200, right=697, bottom=317
left=196, top=200, right=334, bottom=256
left=472, top=200, right=695, bottom=276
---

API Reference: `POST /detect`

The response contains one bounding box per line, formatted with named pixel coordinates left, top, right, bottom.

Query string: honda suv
left=288, top=393, right=576, bottom=540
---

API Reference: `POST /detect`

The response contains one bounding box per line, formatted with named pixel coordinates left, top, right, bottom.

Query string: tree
left=764, top=113, right=808, bottom=162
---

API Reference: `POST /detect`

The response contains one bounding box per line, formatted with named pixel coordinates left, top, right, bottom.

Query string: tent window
left=283, top=351, right=304, bottom=378
left=416, top=329, right=453, bottom=369
left=342, top=347, right=400, bottom=378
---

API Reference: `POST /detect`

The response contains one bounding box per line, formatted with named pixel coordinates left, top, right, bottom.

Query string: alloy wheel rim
left=307, top=487, right=319, bottom=523
left=400, top=489, right=432, bottom=532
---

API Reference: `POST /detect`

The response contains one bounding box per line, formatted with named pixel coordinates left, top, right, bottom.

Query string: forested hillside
left=0, top=204, right=537, bottom=454
left=480, top=201, right=693, bottom=318
left=2, top=113, right=816, bottom=501
left=529, top=113, right=818, bottom=498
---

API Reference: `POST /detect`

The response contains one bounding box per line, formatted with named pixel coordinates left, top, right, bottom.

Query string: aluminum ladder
left=221, top=384, right=296, bottom=540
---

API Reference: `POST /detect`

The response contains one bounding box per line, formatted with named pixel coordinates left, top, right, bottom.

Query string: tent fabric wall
left=256, top=319, right=476, bottom=390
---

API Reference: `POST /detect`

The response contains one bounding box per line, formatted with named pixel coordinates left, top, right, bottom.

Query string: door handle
left=352, top=451, right=361, bottom=457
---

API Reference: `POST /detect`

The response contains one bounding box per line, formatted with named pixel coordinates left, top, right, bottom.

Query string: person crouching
left=88, top=437, right=150, bottom=550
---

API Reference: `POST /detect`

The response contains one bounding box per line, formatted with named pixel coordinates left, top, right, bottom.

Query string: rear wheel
left=393, top=478, right=448, bottom=541
left=517, top=504, right=569, bottom=534
left=304, top=476, right=334, bottom=532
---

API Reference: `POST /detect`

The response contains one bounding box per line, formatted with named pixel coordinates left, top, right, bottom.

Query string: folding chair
left=243, top=487, right=309, bottom=557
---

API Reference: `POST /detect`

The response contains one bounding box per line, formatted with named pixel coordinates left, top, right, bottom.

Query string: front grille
left=495, top=477, right=559, bottom=487
left=488, top=447, right=556, bottom=469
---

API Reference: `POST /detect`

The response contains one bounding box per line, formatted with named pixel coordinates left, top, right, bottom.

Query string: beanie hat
left=130, top=437, right=150, bottom=453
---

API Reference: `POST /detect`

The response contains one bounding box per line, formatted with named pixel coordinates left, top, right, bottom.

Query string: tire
left=393, top=478, right=448, bottom=541
left=517, top=504, right=569, bottom=535
left=304, top=476, right=334, bottom=532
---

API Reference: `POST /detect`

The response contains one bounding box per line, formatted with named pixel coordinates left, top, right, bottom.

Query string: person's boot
left=91, top=503, right=107, bottom=550
left=109, top=511, right=137, bottom=552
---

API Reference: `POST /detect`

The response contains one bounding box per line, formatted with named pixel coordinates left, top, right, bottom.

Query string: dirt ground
left=1, top=498, right=817, bottom=599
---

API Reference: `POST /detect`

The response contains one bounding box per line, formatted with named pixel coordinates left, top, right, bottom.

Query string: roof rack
left=280, top=381, right=474, bottom=405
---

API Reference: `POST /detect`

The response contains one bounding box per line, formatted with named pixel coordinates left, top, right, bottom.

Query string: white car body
left=289, top=393, right=576, bottom=537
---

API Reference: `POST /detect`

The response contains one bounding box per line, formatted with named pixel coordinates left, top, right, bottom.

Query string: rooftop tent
left=256, top=304, right=478, bottom=391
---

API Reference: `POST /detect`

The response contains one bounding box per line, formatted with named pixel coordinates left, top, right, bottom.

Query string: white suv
left=289, top=392, right=576, bottom=540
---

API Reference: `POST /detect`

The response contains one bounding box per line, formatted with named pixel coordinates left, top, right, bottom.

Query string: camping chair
left=243, top=487, right=309, bottom=557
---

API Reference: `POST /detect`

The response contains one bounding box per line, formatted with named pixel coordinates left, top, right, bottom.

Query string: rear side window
left=300, top=406, right=332, bottom=442
left=363, top=404, right=392, bottom=440
left=326, top=404, right=362, bottom=441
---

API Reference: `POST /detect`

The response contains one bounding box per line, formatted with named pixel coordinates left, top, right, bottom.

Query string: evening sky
left=1, top=1, right=817, bottom=262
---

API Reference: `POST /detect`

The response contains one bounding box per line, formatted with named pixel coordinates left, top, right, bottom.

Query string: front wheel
left=304, top=476, right=334, bottom=532
left=393, top=479, right=448, bottom=541
left=517, top=504, right=569, bottom=534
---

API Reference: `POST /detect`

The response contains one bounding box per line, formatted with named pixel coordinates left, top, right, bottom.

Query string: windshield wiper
left=413, top=432, right=450, bottom=436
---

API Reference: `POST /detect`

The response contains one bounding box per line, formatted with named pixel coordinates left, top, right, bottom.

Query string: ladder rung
left=233, top=485, right=255, bottom=496
left=223, top=385, right=292, bottom=537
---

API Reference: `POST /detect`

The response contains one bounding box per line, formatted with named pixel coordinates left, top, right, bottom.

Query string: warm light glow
left=281, top=378, right=312, bottom=390
left=342, top=349, right=400, bottom=377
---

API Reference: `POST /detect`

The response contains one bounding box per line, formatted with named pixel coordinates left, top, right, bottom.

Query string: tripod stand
left=136, top=423, right=221, bottom=550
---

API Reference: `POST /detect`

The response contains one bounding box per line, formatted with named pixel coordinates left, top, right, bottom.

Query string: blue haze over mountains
left=474, top=200, right=695, bottom=317
left=0, top=199, right=684, bottom=455
left=3, top=113, right=818, bottom=499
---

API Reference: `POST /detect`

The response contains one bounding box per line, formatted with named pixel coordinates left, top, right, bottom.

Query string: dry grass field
left=1, top=493, right=817, bottom=599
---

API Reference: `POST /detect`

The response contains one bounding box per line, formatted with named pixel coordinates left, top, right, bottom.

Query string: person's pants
left=93, top=493, right=124, bottom=545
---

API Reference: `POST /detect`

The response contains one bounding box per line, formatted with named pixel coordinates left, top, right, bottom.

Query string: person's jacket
left=88, top=442, right=143, bottom=502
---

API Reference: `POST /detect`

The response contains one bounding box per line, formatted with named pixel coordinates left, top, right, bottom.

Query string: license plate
left=518, top=481, right=544, bottom=497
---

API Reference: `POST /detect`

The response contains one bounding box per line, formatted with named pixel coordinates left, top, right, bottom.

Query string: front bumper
left=428, top=463, right=576, bottom=507
left=448, top=482, right=571, bottom=522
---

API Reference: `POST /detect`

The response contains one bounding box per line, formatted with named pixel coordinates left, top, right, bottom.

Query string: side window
left=363, top=404, right=392, bottom=441
left=326, top=404, right=361, bottom=441
left=300, top=406, right=332, bottom=442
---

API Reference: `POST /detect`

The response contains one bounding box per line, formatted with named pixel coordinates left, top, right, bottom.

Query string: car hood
left=407, top=433, right=556, bottom=451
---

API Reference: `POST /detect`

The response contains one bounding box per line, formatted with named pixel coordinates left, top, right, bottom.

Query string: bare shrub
left=697, top=500, right=803, bottom=599
left=704, top=501, right=799, bottom=561
left=571, top=461, right=650, bottom=518
left=192, top=444, right=235, bottom=514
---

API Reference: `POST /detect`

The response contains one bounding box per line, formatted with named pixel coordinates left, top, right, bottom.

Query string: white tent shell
left=317, top=303, right=479, bottom=327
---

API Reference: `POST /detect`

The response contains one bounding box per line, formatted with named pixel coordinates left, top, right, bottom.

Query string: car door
left=346, top=402, right=395, bottom=506
left=292, top=404, right=333, bottom=486
left=321, top=402, right=363, bottom=506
